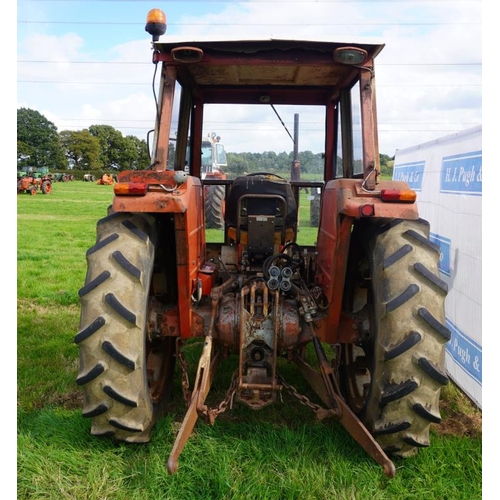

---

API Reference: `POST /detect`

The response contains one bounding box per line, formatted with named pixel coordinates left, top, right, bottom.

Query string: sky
left=14, top=0, right=483, bottom=158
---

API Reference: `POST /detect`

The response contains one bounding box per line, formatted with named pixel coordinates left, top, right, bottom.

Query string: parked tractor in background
left=75, top=8, right=450, bottom=479
left=17, top=172, right=52, bottom=195
left=176, top=132, right=228, bottom=228
left=50, top=172, right=75, bottom=182
left=201, top=133, right=227, bottom=229
left=17, top=166, right=34, bottom=180
left=96, top=174, right=115, bottom=185
left=18, top=167, right=74, bottom=183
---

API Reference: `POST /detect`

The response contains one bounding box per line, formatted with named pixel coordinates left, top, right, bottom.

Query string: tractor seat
left=225, top=173, right=298, bottom=261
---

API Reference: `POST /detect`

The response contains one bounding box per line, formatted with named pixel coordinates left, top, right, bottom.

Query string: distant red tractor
left=17, top=174, right=52, bottom=195
left=97, top=174, right=115, bottom=185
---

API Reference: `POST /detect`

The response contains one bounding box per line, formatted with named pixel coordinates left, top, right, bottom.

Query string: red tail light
left=114, top=182, right=148, bottom=196
left=380, top=189, right=417, bottom=203
left=360, top=204, right=375, bottom=216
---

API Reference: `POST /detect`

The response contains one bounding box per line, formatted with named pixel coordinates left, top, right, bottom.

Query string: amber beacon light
left=145, top=9, right=167, bottom=41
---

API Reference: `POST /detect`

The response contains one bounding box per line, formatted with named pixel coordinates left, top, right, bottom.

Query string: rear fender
left=112, top=170, right=203, bottom=214
left=112, top=170, right=206, bottom=339
left=314, top=178, right=419, bottom=343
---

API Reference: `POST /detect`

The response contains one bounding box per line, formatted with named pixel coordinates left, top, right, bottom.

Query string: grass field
left=17, top=181, right=482, bottom=499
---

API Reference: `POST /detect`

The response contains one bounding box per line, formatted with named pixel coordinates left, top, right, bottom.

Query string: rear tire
left=41, top=181, right=52, bottom=194
left=75, top=212, right=176, bottom=442
left=309, top=191, right=320, bottom=227
left=341, top=218, right=450, bottom=457
left=204, top=184, right=225, bottom=229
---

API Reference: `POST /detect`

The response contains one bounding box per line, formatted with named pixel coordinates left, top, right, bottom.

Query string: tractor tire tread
left=76, top=212, right=157, bottom=442
left=78, top=271, right=111, bottom=297
left=205, top=184, right=225, bottom=229
left=363, top=218, right=449, bottom=457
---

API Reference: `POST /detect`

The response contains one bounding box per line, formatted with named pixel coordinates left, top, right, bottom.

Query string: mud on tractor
left=75, top=8, right=450, bottom=478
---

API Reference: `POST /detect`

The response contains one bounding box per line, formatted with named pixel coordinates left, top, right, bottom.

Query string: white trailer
left=393, top=125, right=482, bottom=408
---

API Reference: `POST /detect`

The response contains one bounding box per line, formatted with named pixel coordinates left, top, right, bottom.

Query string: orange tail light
left=114, top=182, right=148, bottom=196
left=380, top=189, right=417, bottom=203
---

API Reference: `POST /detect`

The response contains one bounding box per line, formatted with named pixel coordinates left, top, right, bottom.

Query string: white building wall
left=393, top=125, right=482, bottom=408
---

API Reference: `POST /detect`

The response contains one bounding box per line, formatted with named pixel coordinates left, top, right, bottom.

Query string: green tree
left=17, top=140, right=34, bottom=167
left=123, top=135, right=150, bottom=170
left=224, top=150, right=393, bottom=179
left=380, top=153, right=394, bottom=178
left=60, top=129, right=102, bottom=170
left=17, top=107, right=67, bottom=169
left=89, top=124, right=129, bottom=170
left=226, top=153, right=250, bottom=176
left=298, top=151, right=323, bottom=174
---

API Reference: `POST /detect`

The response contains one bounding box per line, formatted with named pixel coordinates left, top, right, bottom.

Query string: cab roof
left=152, top=37, right=385, bottom=105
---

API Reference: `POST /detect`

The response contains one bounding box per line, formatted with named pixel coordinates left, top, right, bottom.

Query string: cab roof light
left=114, top=182, right=148, bottom=196
left=171, top=46, right=204, bottom=63
left=333, top=47, right=368, bottom=65
left=145, top=9, right=167, bottom=42
left=380, top=189, right=417, bottom=203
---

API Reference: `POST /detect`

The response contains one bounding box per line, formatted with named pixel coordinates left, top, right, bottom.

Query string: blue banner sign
left=440, top=150, right=482, bottom=195
left=445, top=319, right=482, bottom=385
left=430, top=232, right=451, bottom=277
left=392, top=160, right=425, bottom=191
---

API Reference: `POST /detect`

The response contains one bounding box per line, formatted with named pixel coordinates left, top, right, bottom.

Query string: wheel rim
left=341, top=344, right=371, bottom=414
left=146, top=335, right=176, bottom=404
left=340, top=242, right=373, bottom=415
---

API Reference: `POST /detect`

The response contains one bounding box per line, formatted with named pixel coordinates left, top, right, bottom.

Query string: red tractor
left=75, top=8, right=450, bottom=478
left=17, top=174, right=52, bottom=195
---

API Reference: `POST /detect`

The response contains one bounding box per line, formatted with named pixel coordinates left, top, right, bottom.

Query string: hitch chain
left=200, top=370, right=239, bottom=424
left=177, top=344, right=192, bottom=404
left=177, top=343, right=239, bottom=424
left=278, top=375, right=338, bottom=421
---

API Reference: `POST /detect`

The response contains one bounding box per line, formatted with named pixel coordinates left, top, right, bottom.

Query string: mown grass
left=17, top=181, right=481, bottom=499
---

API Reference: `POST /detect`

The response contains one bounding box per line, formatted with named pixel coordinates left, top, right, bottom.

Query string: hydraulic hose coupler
left=266, top=265, right=294, bottom=292
left=269, top=266, right=280, bottom=278
left=280, top=278, right=291, bottom=292
left=267, top=277, right=280, bottom=290
left=267, top=265, right=281, bottom=290
left=279, top=267, right=292, bottom=291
